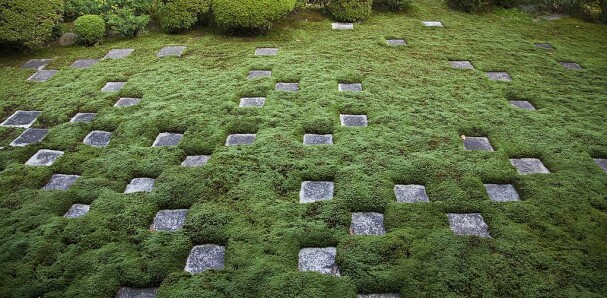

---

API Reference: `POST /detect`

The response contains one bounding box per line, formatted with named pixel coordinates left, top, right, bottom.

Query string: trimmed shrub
left=106, top=8, right=150, bottom=36
left=212, top=0, right=297, bottom=32
left=158, top=0, right=211, bottom=33
left=0, top=0, right=63, bottom=47
left=74, top=15, right=106, bottom=45
left=447, top=0, right=490, bottom=12
left=374, top=0, right=414, bottom=11
left=327, top=0, right=373, bottom=22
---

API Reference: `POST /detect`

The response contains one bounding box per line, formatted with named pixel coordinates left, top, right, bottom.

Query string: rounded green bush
left=374, top=0, right=413, bottom=11
left=327, top=0, right=373, bottom=22
left=74, top=15, right=106, bottom=46
left=159, top=0, right=211, bottom=33
left=212, top=0, right=297, bottom=32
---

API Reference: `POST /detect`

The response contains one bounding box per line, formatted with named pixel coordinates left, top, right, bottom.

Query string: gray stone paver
left=225, top=134, right=256, bottom=146
left=103, top=49, right=134, bottom=59
left=124, top=178, right=155, bottom=193
left=101, top=82, right=126, bottom=92
left=423, top=21, right=443, bottom=27
left=64, top=204, right=90, bottom=218
left=116, top=287, right=158, bottom=298
left=484, top=184, right=520, bottom=202
left=340, top=114, right=367, bottom=127
left=447, top=213, right=491, bottom=238
left=1, top=111, right=41, bottom=128
left=70, top=113, right=96, bottom=123
left=21, top=59, right=52, bottom=70
left=386, top=39, right=406, bottom=46
left=358, top=295, right=401, bottom=298
left=300, top=181, right=334, bottom=203
left=394, top=184, right=429, bottom=203
left=535, top=43, right=553, bottom=49
left=559, top=62, right=582, bottom=70
left=248, top=70, right=272, bottom=79
left=449, top=61, right=474, bottom=69
left=510, top=158, right=550, bottom=175
left=152, top=133, right=183, bottom=147
left=255, top=48, right=279, bottom=56
left=332, top=23, right=353, bottom=30
left=339, top=83, right=362, bottom=92
left=509, top=100, right=535, bottom=110
left=152, top=209, right=188, bottom=231
left=182, top=155, right=211, bottom=167
left=42, top=174, right=80, bottom=191
left=185, top=244, right=226, bottom=273
left=114, top=98, right=141, bottom=107
left=83, top=131, right=112, bottom=147
left=27, top=70, right=58, bottom=82
left=303, top=134, right=333, bottom=145
left=463, top=137, right=494, bottom=151
left=298, top=247, right=340, bottom=276
left=594, top=158, right=607, bottom=173
left=25, top=149, right=64, bottom=166
left=239, top=97, right=265, bottom=107
left=71, top=59, right=99, bottom=68
left=486, top=72, right=512, bottom=81
left=10, top=128, right=48, bottom=146
left=157, top=46, right=186, bottom=57
left=351, top=212, right=385, bottom=235
left=275, top=83, right=299, bottom=92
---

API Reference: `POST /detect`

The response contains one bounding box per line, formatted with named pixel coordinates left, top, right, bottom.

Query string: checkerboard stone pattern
left=182, top=155, right=210, bottom=167
left=248, top=70, right=272, bottom=79
left=64, top=204, right=90, bottom=218
left=303, top=134, right=333, bottom=145
left=535, top=43, right=554, bottom=49
left=484, top=184, right=520, bottom=202
left=124, top=178, right=155, bottom=193
left=255, top=48, right=279, bottom=56
left=386, top=39, right=406, bottom=46
left=339, top=83, right=362, bottom=92
left=394, top=185, right=429, bottom=203
left=594, top=158, right=607, bottom=173
left=152, top=133, right=183, bottom=147
left=463, top=137, right=494, bottom=151
left=101, top=82, right=126, bottom=92
left=509, top=100, right=535, bottom=110
left=332, top=23, right=353, bottom=30
left=1, top=111, right=41, bottom=128
left=510, top=158, right=550, bottom=175
left=300, top=181, right=334, bottom=203
left=103, top=49, right=134, bottom=59
left=27, top=70, right=58, bottom=82
left=275, top=83, right=299, bottom=92
left=239, top=97, right=265, bottom=107
left=25, top=150, right=64, bottom=166
left=298, top=247, right=340, bottom=276
left=358, top=294, right=401, bottom=298
left=447, top=213, right=491, bottom=238
left=449, top=61, right=474, bottom=69
left=185, top=244, right=226, bottom=274
left=559, top=62, right=582, bottom=70
left=340, top=114, right=368, bottom=127
left=157, top=46, right=186, bottom=57
left=71, top=59, right=99, bottom=68
left=42, top=174, right=80, bottom=191
left=423, top=21, right=443, bottom=27
left=486, top=72, right=512, bottom=81
left=226, top=134, right=256, bottom=146
left=115, top=98, right=141, bottom=107
left=151, top=209, right=188, bottom=231
left=116, top=287, right=158, bottom=298
left=351, top=212, right=385, bottom=235
left=21, top=59, right=52, bottom=70
left=70, top=113, right=96, bottom=123
left=10, top=128, right=48, bottom=146
left=83, top=131, right=112, bottom=147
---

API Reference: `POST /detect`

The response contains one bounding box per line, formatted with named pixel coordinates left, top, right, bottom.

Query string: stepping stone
left=509, top=100, right=535, bottom=110
left=394, top=185, right=429, bottom=203
left=447, top=213, right=491, bottom=238
left=351, top=212, right=385, bottom=235
left=152, top=133, right=183, bottom=147
left=83, top=131, right=112, bottom=147
left=255, top=48, right=279, bottom=56
left=248, top=70, right=272, bottom=79
left=559, top=62, right=581, bottom=70
left=21, top=59, right=52, bottom=70
left=42, top=174, right=80, bottom=191
left=423, top=21, right=443, bottom=27
left=303, top=134, right=333, bottom=145
left=181, top=155, right=210, bottom=167
left=359, top=295, right=400, bottom=298
left=275, top=83, right=299, bottom=92
left=101, top=82, right=126, bottom=92
left=124, top=178, right=155, bottom=193
left=509, top=158, right=550, bottom=175
left=239, top=97, right=266, bottom=107
left=226, top=134, right=256, bottom=146
left=535, top=43, right=553, bottom=49
left=338, top=83, right=362, bottom=92
left=299, top=181, right=334, bottom=203
left=1, top=110, right=41, bottom=128
left=25, top=149, right=64, bottom=166
left=157, top=46, right=186, bottom=57
left=484, top=184, right=520, bottom=202
left=116, top=287, right=158, bottom=298
left=298, top=247, right=340, bottom=276
left=27, top=70, right=58, bottom=82
left=185, top=244, right=226, bottom=273
left=70, top=113, right=96, bottom=123
left=114, top=97, right=141, bottom=107
left=151, top=209, right=188, bottom=231
left=103, top=49, right=134, bottom=59
left=64, top=204, right=90, bottom=218
left=449, top=61, right=474, bottom=69
left=340, top=114, right=368, bottom=127
left=486, top=72, right=512, bottom=81
left=462, top=136, right=494, bottom=151
left=594, top=158, right=607, bottom=173
left=71, top=59, right=99, bottom=68
left=332, top=22, right=353, bottom=30
left=10, top=128, right=48, bottom=147
left=386, top=39, right=406, bottom=46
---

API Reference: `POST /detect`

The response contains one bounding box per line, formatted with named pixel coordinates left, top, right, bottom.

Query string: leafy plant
left=374, top=0, right=414, bottom=11
left=447, top=0, right=491, bottom=12
left=74, top=14, right=106, bottom=45
left=327, top=0, right=373, bottom=21
left=211, top=0, right=297, bottom=33
left=106, top=8, right=150, bottom=37
left=158, top=0, right=211, bottom=33
left=0, top=0, right=63, bottom=47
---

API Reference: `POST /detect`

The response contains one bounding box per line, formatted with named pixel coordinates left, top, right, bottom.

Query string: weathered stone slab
left=486, top=72, right=512, bottom=81
left=1, top=111, right=41, bottom=128
left=58, top=33, right=76, bottom=46
left=300, top=181, right=334, bottom=203
left=255, top=48, right=279, bottom=56
left=124, top=178, right=155, bottom=193
left=298, top=247, right=340, bottom=276
left=27, top=70, right=58, bottom=82
left=535, top=43, right=553, bottom=49
left=103, top=49, right=134, bottom=59
left=594, top=158, right=607, bottom=173
left=559, top=62, right=581, bottom=70
left=275, top=83, right=299, bottom=92
left=226, top=134, right=256, bottom=146
left=83, top=131, right=112, bottom=147
left=71, top=59, right=99, bottom=68
left=340, top=114, right=367, bottom=127
left=463, top=137, right=494, bottom=151
left=351, top=212, right=385, bottom=235
left=182, top=155, right=211, bottom=167
left=116, top=287, right=158, bottom=298
left=157, top=46, right=186, bottom=57
left=42, top=174, right=80, bottom=190
left=394, top=184, right=429, bottom=203
left=509, top=158, right=550, bottom=175
left=358, top=294, right=400, bottom=298
left=152, top=133, right=183, bottom=147
left=101, top=82, right=126, bottom=92
left=185, top=244, right=226, bottom=273
left=484, top=184, right=519, bottom=202
left=303, top=134, right=333, bottom=145
left=248, top=70, right=272, bottom=79
left=239, top=97, right=265, bottom=107
left=422, top=21, right=443, bottom=27
left=70, top=113, right=96, bottom=123
left=25, top=149, right=64, bottom=166
left=447, top=213, right=491, bottom=238
left=10, top=128, right=48, bottom=146
left=21, top=59, right=52, bottom=70
left=509, top=100, right=535, bottom=110
left=152, top=209, right=188, bottom=231
left=114, top=98, right=141, bottom=107
left=386, top=39, right=406, bottom=46
left=449, top=61, right=474, bottom=69
left=339, top=83, right=362, bottom=92
left=64, top=204, right=90, bottom=218
left=332, top=23, right=353, bottom=30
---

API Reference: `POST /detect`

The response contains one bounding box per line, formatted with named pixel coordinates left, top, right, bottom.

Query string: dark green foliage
left=63, top=0, right=152, bottom=21
left=327, top=0, right=373, bottom=21
left=447, top=0, right=491, bottom=12
left=74, top=15, right=106, bottom=46
left=106, top=8, right=150, bottom=36
left=211, top=0, right=297, bottom=32
left=0, top=0, right=63, bottom=47
left=492, top=0, right=524, bottom=8
left=158, top=0, right=211, bottom=33
left=373, top=0, right=414, bottom=11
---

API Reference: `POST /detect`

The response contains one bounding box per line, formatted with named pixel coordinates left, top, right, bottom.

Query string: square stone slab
left=298, top=247, right=340, bottom=276
left=151, top=209, right=188, bottom=231
left=386, top=39, right=406, bottom=46
left=10, top=128, right=49, bottom=147
left=27, top=70, right=58, bottom=82
left=594, top=158, right=607, bottom=173
left=71, top=59, right=99, bottom=68
left=559, top=62, right=581, bottom=70
left=304, top=134, right=333, bottom=145
left=114, top=98, right=141, bottom=107
left=351, top=212, right=385, bottom=235
left=248, top=70, right=272, bottom=79
left=447, top=213, right=491, bottom=238
left=103, top=49, right=134, bottom=59
left=394, top=184, right=430, bottom=203
left=340, top=114, right=368, bottom=127
left=152, top=133, right=183, bottom=147
left=1, top=110, right=41, bottom=128
left=484, top=184, right=520, bottom=202
left=182, top=155, right=211, bottom=167
left=463, top=137, right=494, bottom=151
left=101, top=82, right=126, bottom=92
left=83, top=131, right=112, bottom=147
left=255, top=48, right=279, bottom=56
left=124, top=178, right=155, bottom=193
left=25, top=149, right=64, bottom=166
left=332, top=22, right=354, bottom=30
left=64, top=204, right=90, bottom=218
left=423, top=21, right=443, bottom=27
left=116, top=287, right=158, bottom=298
left=70, top=113, right=96, bottom=123
left=535, top=43, right=553, bottom=49
left=21, top=59, right=52, bottom=70
left=185, top=244, right=226, bottom=273
left=486, top=72, right=512, bottom=81
left=299, top=181, right=334, bottom=203
left=449, top=61, right=474, bottom=69
left=157, top=46, right=186, bottom=57
left=226, top=134, right=256, bottom=146
left=509, top=100, right=535, bottom=110
left=42, top=174, right=80, bottom=191
left=239, top=97, right=266, bottom=107
left=510, top=158, right=550, bottom=175
left=339, top=83, right=362, bottom=92
left=359, top=294, right=400, bottom=298
left=275, top=83, right=299, bottom=92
